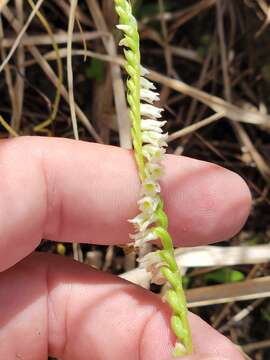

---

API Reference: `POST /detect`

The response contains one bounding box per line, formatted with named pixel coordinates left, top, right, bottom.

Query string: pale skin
left=0, top=137, right=251, bottom=360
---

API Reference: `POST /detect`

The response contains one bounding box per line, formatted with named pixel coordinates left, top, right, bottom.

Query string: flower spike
left=114, top=0, right=193, bottom=356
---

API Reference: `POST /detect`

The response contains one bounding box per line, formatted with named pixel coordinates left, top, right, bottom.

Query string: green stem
left=114, top=0, right=192, bottom=356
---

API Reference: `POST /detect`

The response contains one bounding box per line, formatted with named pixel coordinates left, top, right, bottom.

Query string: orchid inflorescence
left=114, top=0, right=193, bottom=356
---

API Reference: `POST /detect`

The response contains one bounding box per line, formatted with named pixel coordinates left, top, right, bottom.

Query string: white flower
left=129, top=212, right=157, bottom=232
left=119, top=26, right=168, bottom=253
left=119, top=35, right=136, bottom=48
left=142, top=130, right=168, bottom=147
left=130, top=228, right=159, bottom=247
left=116, top=24, right=132, bottom=35
left=138, top=251, right=167, bottom=285
left=138, top=251, right=161, bottom=269
left=140, top=89, right=160, bottom=103
left=140, top=65, right=149, bottom=76
left=138, top=195, right=160, bottom=214
left=145, top=162, right=163, bottom=180
left=140, top=76, right=156, bottom=91
left=142, top=144, right=166, bottom=162
left=141, top=119, right=166, bottom=133
left=142, top=179, right=161, bottom=196
left=174, top=341, right=187, bottom=356
left=141, top=104, right=163, bottom=119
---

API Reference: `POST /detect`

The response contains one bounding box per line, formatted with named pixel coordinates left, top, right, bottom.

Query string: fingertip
left=0, top=253, right=245, bottom=360
left=140, top=304, right=174, bottom=360
left=188, top=313, right=244, bottom=360
left=164, top=157, right=252, bottom=246
left=221, top=168, right=252, bottom=237
left=141, top=308, right=245, bottom=360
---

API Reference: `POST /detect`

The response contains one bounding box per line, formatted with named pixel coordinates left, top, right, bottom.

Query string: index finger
left=0, top=136, right=251, bottom=271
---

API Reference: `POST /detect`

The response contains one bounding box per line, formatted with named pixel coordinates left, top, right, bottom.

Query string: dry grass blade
left=142, top=0, right=216, bottom=25
left=149, top=70, right=270, bottom=126
left=66, top=0, right=83, bottom=262
left=186, top=276, right=270, bottom=307
left=158, top=0, right=173, bottom=76
left=75, top=15, right=87, bottom=62
left=2, top=5, right=102, bottom=142
left=120, top=245, right=270, bottom=289
left=0, top=0, right=9, bottom=12
left=168, top=112, right=225, bottom=142
left=67, top=0, right=79, bottom=140
left=216, top=0, right=270, bottom=182
left=255, top=0, right=270, bottom=36
left=242, top=339, right=270, bottom=353
left=86, top=0, right=131, bottom=149
left=0, top=0, right=44, bottom=73
left=175, top=245, right=270, bottom=268
left=153, top=65, right=270, bottom=180
left=0, top=115, right=18, bottom=137
left=13, top=0, right=25, bottom=132
left=219, top=298, right=264, bottom=332
left=1, top=31, right=108, bottom=47
left=169, top=45, right=202, bottom=63
left=27, top=0, right=63, bottom=133
left=0, top=18, right=17, bottom=134
left=139, top=27, right=201, bottom=63
left=23, top=48, right=122, bottom=67
left=25, top=47, right=270, bottom=129
left=54, top=0, right=92, bottom=27
left=235, top=125, right=270, bottom=181
left=168, top=0, right=217, bottom=38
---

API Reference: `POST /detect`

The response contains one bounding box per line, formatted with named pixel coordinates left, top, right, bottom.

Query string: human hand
left=0, top=137, right=251, bottom=360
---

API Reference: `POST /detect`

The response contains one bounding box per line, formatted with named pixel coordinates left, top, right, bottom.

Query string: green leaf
left=203, top=268, right=245, bottom=284
left=85, top=58, right=105, bottom=83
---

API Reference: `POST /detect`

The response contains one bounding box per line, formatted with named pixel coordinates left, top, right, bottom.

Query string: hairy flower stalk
left=114, top=0, right=192, bottom=356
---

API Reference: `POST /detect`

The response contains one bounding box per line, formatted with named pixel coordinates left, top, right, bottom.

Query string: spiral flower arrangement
left=114, top=0, right=193, bottom=356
